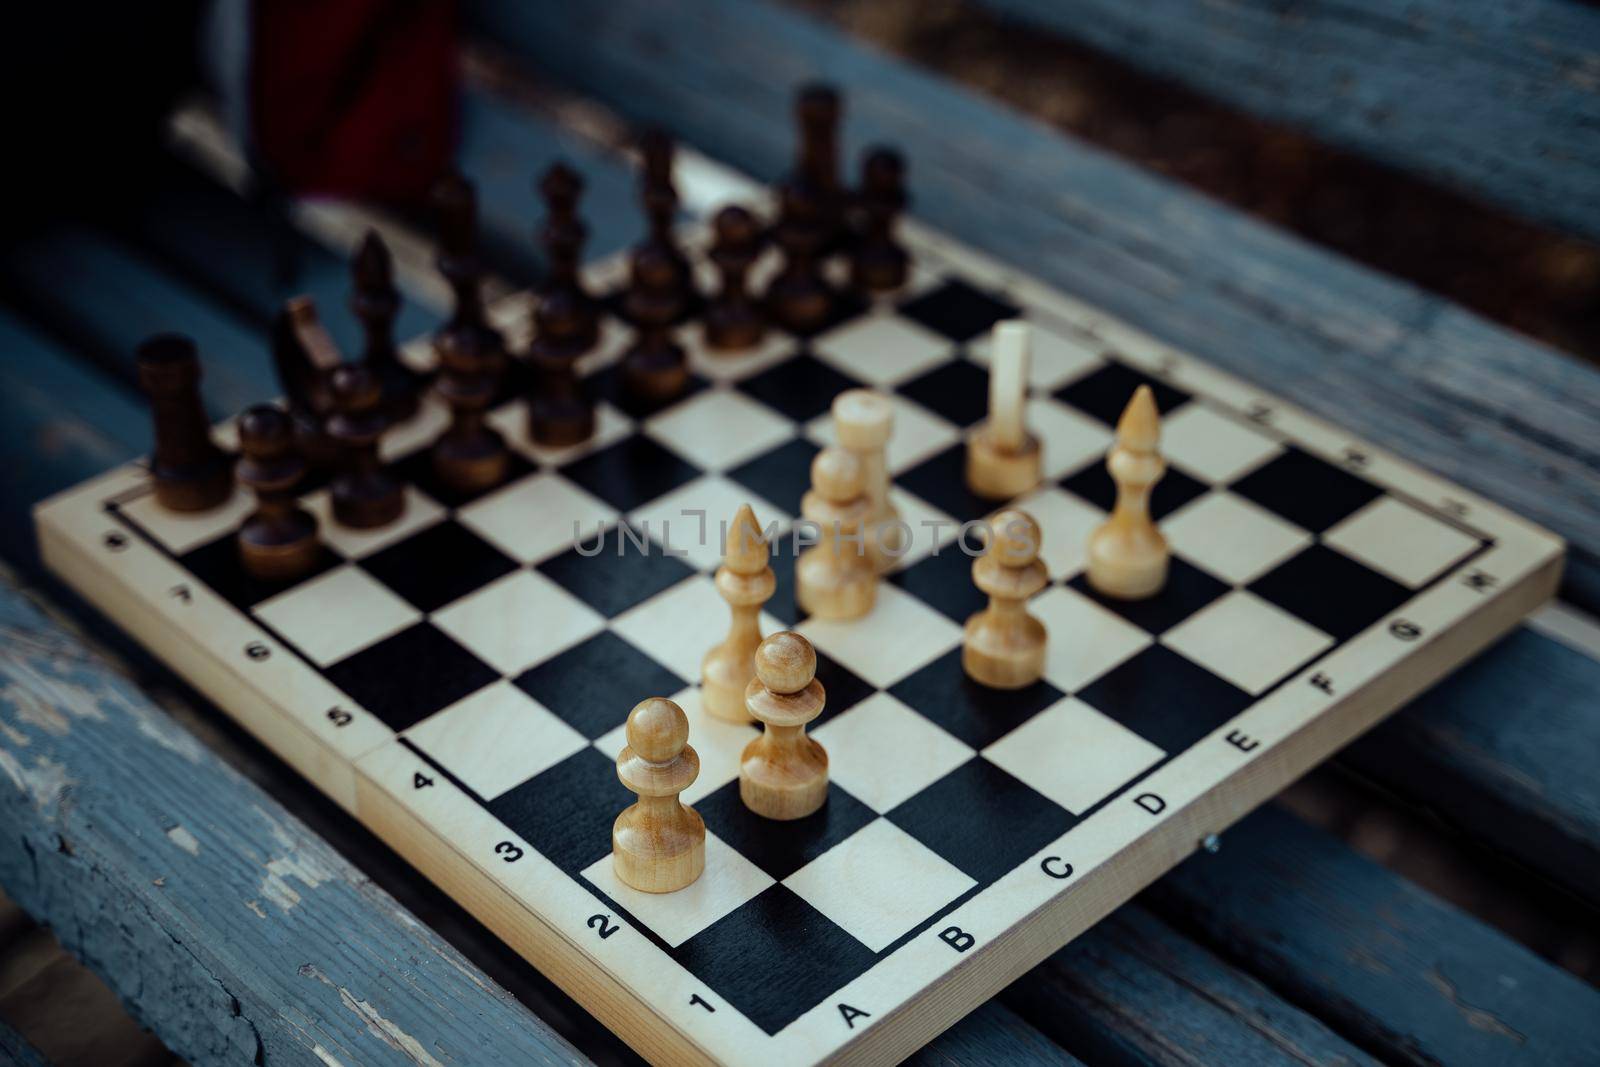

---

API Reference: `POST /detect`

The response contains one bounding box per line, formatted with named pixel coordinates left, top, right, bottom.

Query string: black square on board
left=514, top=630, right=687, bottom=738
left=736, top=351, right=863, bottom=422
left=361, top=521, right=518, bottom=613
left=1229, top=448, right=1382, bottom=534
left=1060, top=460, right=1210, bottom=521
left=889, top=759, right=1074, bottom=883
left=898, top=359, right=990, bottom=428
left=764, top=543, right=802, bottom=627
left=897, top=444, right=997, bottom=523
left=1076, top=645, right=1252, bottom=752
left=181, top=532, right=340, bottom=611
left=486, top=747, right=628, bottom=876
left=695, top=780, right=876, bottom=881
left=559, top=436, right=703, bottom=514
left=1249, top=544, right=1410, bottom=641
left=537, top=524, right=698, bottom=617
left=674, top=885, right=879, bottom=1035
left=393, top=448, right=535, bottom=510
left=890, top=547, right=987, bottom=624
left=898, top=279, right=1020, bottom=342
left=1054, top=362, right=1190, bottom=427
left=727, top=437, right=820, bottom=525
left=325, top=623, right=498, bottom=732
left=808, top=649, right=875, bottom=727
left=890, top=648, right=1064, bottom=749
left=781, top=288, right=870, bottom=339
left=588, top=361, right=709, bottom=421
left=1068, top=556, right=1228, bottom=636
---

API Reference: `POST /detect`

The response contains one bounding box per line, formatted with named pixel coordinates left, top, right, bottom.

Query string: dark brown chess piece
left=637, top=129, right=692, bottom=306
left=272, top=297, right=343, bottom=470
left=703, top=205, right=767, bottom=351
left=621, top=244, right=690, bottom=406
left=795, top=83, right=845, bottom=249
left=136, top=334, right=232, bottom=512
left=236, top=405, right=321, bottom=582
left=527, top=289, right=596, bottom=447
left=851, top=147, right=910, bottom=293
left=537, top=162, right=600, bottom=349
left=351, top=231, right=422, bottom=422
left=764, top=179, right=835, bottom=334
left=328, top=364, right=404, bottom=528
left=433, top=320, right=511, bottom=495
left=432, top=172, right=509, bottom=387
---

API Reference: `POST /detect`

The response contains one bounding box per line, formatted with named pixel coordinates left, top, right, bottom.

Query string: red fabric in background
left=250, top=0, right=458, bottom=204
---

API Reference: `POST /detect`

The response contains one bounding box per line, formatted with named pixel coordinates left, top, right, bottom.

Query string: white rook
left=966, top=319, right=1042, bottom=500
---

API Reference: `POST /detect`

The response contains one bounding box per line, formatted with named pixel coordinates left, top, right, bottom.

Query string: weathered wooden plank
left=465, top=0, right=1600, bottom=614
left=114, top=160, right=438, bottom=355
left=0, top=226, right=269, bottom=417
left=908, top=1000, right=1085, bottom=1066
left=0, top=564, right=590, bottom=1067
left=1149, top=806, right=1600, bottom=1067
left=1005, top=907, right=1380, bottom=1067
left=1347, top=622, right=1600, bottom=904
left=966, top=0, right=1600, bottom=241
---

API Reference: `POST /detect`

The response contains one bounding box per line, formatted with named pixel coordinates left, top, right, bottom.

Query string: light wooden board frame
left=36, top=213, right=1564, bottom=1066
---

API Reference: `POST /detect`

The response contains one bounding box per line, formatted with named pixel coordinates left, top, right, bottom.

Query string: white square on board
left=813, top=313, right=955, bottom=387
left=812, top=694, right=974, bottom=813
left=612, top=575, right=783, bottom=683
left=969, top=321, right=1104, bottom=391
left=458, top=472, right=617, bottom=565
left=407, top=681, right=587, bottom=800
left=121, top=487, right=256, bottom=555
left=806, top=393, right=961, bottom=476
left=983, top=697, right=1164, bottom=814
left=1161, top=403, right=1283, bottom=484
left=593, top=686, right=759, bottom=806
left=581, top=833, right=773, bottom=948
left=1162, top=491, right=1311, bottom=585
left=684, top=329, right=795, bottom=383
left=628, top=475, right=791, bottom=572
left=1010, top=487, right=1105, bottom=581
left=1030, top=586, right=1152, bottom=692
left=1163, top=590, right=1333, bottom=695
left=304, top=486, right=446, bottom=559
left=1027, top=397, right=1114, bottom=480
left=432, top=569, right=604, bottom=675
left=645, top=389, right=797, bottom=472
left=1324, top=497, right=1480, bottom=588
left=883, top=488, right=961, bottom=571
left=783, top=819, right=975, bottom=952
left=255, top=565, right=420, bottom=666
left=798, top=583, right=963, bottom=688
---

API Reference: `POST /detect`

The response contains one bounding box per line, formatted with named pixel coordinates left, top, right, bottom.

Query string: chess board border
left=35, top=215, right=1566, bottom=1067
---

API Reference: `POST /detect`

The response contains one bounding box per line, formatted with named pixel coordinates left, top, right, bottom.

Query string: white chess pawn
left=612, top=698, right=705, bottom=893
left=1086, top=385, right=1169, bottom=599
left=741, top=632, right=828, bottom=820
left=797, top=448, right=877, bottom=619
left=962, top=509, right=1049, bottom=689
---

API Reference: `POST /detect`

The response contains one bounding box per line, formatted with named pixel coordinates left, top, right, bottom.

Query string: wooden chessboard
left=34, top=205, right=1564, bottom=1066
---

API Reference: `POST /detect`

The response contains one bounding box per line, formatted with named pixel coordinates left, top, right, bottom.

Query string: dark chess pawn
left=621, top=244, right=690, bottom=406
left=703, top=205, right=767, bottom=352
left=537, top=163, right=600, bottom=349
left=351, top=230, right=422, bottom=422
left=271, top=297, right=344, bottom=471
left=235, top=405, right=321, bottom=582
left=433, top=322, right=511, bottom=495
left=136, top=334, right=232, bottom=512
left=851, top=147, right=910, bottom=293
left=328, top=364, right=405, bottom=529
left=764, top=179, right=834, bottom=334
left=526, top=289, right=596, bottom=447
left=637, top=128, right=693, bottom=305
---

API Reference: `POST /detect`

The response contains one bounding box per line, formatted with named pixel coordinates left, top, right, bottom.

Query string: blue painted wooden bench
left=3, top=1, right=1599, bottom=1062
